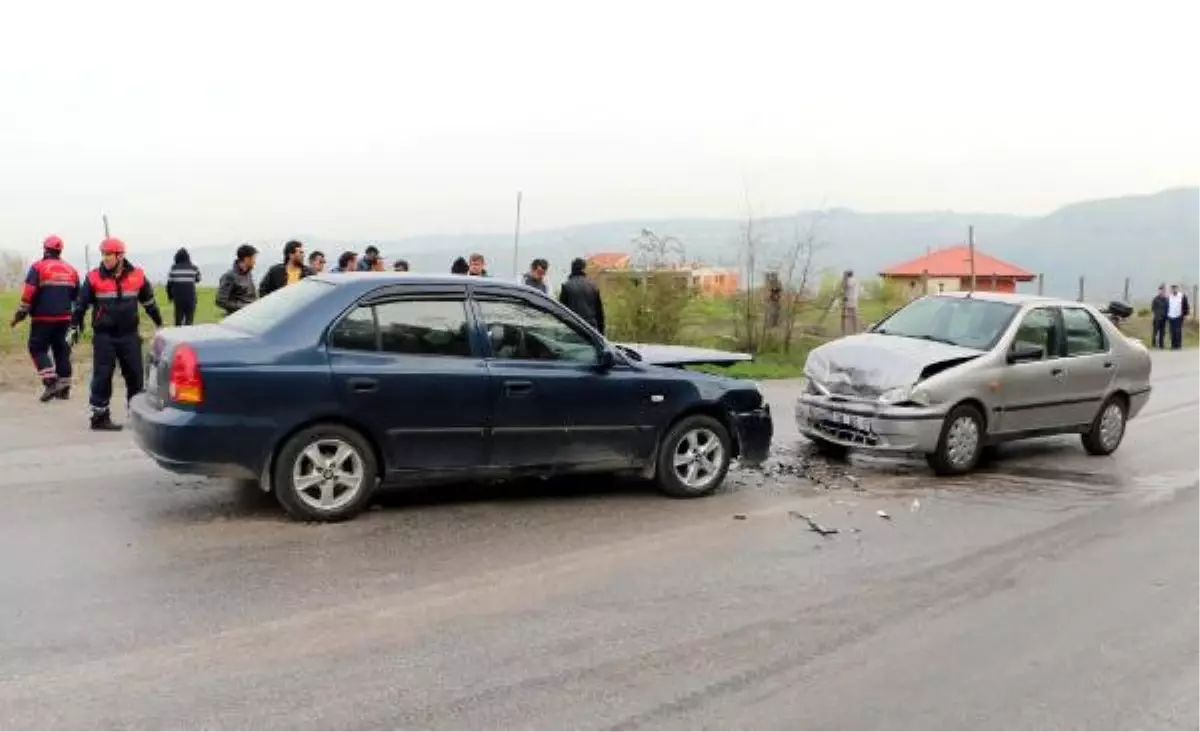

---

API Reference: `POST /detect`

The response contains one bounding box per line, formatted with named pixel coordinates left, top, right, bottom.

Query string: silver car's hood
left=805, top=333, right=983, bottom=396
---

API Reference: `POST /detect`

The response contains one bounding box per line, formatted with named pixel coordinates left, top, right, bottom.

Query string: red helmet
left=43, top=235, right=64, bottom=252
left=100, top=237, right=126, bottom=255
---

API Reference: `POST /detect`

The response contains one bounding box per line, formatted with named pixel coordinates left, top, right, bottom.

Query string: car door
left=996, top=306, right=1073, bottom=433
left=473, top=293, right=651, bottom=471
left=327, top=289, right=491, bottom=475
left=1057, top=306, right=1116, bottom=426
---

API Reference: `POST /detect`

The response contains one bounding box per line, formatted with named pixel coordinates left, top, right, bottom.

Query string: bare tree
left=0, top=252, right=28, bottom=292
left=779, top=212, right=828, bottom=352
left=734, top=189, right=767, bottom=352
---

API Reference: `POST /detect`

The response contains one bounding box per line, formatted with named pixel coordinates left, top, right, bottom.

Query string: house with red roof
left=880, top=245, right=1036, bottom=296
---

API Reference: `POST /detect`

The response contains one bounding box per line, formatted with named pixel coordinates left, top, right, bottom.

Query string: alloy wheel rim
left=673, top=428, right=725, bottom=490
left=292, top=438, right=365, bottom=511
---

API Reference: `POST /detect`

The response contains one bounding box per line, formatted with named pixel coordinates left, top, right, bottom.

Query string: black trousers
left=174, top=298, right=197, bottom=326
left=28, top=321, right=72, bottom=384
left=1152, top=316, right=1167, bottom=348
left=90, top=331, right=143, bottom=413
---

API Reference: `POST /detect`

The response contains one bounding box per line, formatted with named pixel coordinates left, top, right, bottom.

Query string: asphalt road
left=0, top=352, right=1195, bottom=730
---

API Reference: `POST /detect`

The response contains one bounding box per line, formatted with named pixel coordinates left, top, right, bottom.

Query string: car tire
left=925, top=403, right=986, bottom=476
left=808, top=435, right=850, bottom=460
left=1081, top=395, right=1127, bottom=456
left=655, top=414, right=733, bottom=498
left=272, top=423, right=379, bottom=522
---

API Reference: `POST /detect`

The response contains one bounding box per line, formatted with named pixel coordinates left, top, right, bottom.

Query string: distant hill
left=5, top=188, right=1195, bottom=301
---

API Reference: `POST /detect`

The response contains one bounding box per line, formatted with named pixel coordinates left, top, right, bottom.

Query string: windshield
left=221, top=278, right=335, bottom=334
left=871, top=296, right=1018, bottom=350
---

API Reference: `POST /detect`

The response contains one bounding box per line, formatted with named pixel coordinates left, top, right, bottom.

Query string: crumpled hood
left=616, top=343, right=752, bottom=367
left=804, top=333, right=983, bottom=397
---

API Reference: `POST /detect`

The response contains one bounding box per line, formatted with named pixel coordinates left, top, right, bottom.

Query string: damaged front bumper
left=795, top=393, right=946, bottom=453
left=732, top=405, right=773, bottom=466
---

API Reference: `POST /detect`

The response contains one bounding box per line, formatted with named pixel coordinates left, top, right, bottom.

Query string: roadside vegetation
left=0, top=275, right=1194, bottom=389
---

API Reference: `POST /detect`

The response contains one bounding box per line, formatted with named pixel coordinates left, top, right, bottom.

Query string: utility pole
left=512, top=191, right=522, bottom=279
left=102, top=214, right=111, bottom=239
left=967, top=225, right=976, bottom=292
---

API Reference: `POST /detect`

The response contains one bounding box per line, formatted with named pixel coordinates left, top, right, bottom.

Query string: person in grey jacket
left=216, top=244, right=259, bottom=315
left=523, top=258, right=549, bottom=294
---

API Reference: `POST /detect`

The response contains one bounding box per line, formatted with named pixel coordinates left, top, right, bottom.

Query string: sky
left=1, top=0, right=1196, bottom=252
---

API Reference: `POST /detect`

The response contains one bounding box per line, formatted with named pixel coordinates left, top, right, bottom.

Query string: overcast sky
left=1, top=0, right=1196, bottom=252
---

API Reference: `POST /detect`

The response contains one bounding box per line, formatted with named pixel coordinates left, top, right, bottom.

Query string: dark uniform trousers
left=28, top=322, right=72, bottom=383
left=90, top=331, right=143, bottom=412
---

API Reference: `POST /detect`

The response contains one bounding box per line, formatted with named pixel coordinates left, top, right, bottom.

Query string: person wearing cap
left=71, top=237, right=164, bottom=431
left=9, top=235, right=80, bottom=402
left=357, top=245, right=382, bottom=271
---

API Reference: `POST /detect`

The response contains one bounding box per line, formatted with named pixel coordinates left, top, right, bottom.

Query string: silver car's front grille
left=810, top=418, right=882, bottom=447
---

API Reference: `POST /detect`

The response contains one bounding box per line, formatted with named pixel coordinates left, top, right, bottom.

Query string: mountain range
left=6, top=187, right=1197, bottom=302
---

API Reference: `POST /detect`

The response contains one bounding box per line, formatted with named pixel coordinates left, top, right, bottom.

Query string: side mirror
left=1006, top=344, right=1044, bottom=364
left=596, top=348, right=616, bottom=372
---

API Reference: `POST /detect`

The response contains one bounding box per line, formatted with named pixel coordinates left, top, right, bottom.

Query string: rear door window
left=328, top=298, right=474, bottom=358
left=1061, top=308, right=1107, bottom=356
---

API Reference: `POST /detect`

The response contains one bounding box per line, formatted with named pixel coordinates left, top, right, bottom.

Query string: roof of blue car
left=313, top=273, right=521, bottom=288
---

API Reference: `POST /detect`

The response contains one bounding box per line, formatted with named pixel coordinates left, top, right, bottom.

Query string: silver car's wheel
left=292, top=439, right=366, bottom=512
left=1082, top=396, right=1127, bottom=456
left=273, top=424, right=379, bottom=522
left=927, top=404, right=986, bottom=476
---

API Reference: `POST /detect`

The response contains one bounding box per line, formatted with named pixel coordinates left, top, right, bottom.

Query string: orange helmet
left=43, top=235, right=64, bottom=252
left=100, top=237, right=126, bottom=255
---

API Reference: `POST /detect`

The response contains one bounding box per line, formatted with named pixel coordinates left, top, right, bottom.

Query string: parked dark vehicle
left=131, top=274, right=772, bottom=521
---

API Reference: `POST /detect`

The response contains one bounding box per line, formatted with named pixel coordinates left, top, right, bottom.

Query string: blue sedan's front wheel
left=273, top=424, right=380, bottom=522
left=655, top=414, right=732, bottom=498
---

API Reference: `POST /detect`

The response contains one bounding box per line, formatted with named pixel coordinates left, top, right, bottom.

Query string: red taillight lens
left=168, top=344, right=204, bottom=405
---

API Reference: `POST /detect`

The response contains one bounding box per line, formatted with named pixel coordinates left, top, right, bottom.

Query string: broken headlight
left=878, top=385, right=930, bottom=406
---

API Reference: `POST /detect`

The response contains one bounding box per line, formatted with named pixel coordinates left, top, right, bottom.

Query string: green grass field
left=0, top=285, right=1194, bottom=386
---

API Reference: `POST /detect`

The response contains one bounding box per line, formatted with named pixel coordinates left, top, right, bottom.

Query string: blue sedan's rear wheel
left=273, top=424, right=379, bottom=522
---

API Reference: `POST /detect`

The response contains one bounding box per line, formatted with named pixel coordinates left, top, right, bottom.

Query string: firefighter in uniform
left=9, top=235, right=80, bottom=402
left=70, top=238, right=164, bottom=431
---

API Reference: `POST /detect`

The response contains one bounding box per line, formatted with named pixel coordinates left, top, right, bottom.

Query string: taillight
left=168, top=345, right=204, bottom=405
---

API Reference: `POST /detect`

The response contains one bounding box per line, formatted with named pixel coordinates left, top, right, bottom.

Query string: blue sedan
left=130, top=274, right=772, bottom=522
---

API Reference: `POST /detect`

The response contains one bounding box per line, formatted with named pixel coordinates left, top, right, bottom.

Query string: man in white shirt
left=1167, top=284, right=1188, bottom=350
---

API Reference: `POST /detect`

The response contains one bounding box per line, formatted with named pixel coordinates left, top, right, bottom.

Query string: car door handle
left=503, top=380, right=534, bottom=397
left=1103, top=361, right=1114, bottom=369
left=348, top=377, right=378, bottom=393
left=1050, top=367, right=1065, bottom=377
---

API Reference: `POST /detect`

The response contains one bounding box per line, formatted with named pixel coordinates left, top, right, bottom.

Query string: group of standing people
left=8, top=236, right=610, bottom=432
left=11, top=235, right=163, bottom=430
left=1150, top=283, right=1192, bottom=350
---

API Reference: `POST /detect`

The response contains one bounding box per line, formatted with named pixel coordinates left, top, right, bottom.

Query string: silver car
left=795, top=292, right=1153, bottom=475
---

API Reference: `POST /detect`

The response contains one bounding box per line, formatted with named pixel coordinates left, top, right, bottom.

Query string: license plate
left=814, top=408, right=875, bottom=433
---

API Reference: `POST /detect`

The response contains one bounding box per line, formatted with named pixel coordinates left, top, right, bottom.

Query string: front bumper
left=129, top=394, right=272, bottom=480
left=732, top=405, right=773, bottom=466
left=795, top=393, right=946, bottom=453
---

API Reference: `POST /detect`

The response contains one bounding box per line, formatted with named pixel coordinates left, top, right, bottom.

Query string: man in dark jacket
left=1150, top=284, right=1169, bottom=349
left=332, top=251, right=358, bottom=273
left=10, top=235, right=80, bottom=402
left=356, top=245, right=382, bottom=271
left=71, top=237, right=164, bottom=431
left=166, top=247, right=202, bottom=326
left=216, top=244, right=259, bottom=315
left=259, top=240, right=312, bottom=297
left=558, top=258, right=605, bottom=334
left=523, top=258, right=549, bottom=294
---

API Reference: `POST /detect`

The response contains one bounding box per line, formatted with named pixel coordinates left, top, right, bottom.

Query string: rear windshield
left=220, top=278, right=334, bottom=334
left=871, top=296, right=1019, bottom=350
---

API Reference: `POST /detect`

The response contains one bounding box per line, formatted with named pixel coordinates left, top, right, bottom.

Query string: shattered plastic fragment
left=876, top=509, right=892, bottom=520
left=910, top=499, right=921, bottom=512
left=788, top=510, right=839, bottom=536
left=733, top=513, right=748, bottom=520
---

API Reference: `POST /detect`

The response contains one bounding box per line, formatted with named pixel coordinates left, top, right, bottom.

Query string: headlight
left=879, top=385, right=930, bottom=406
